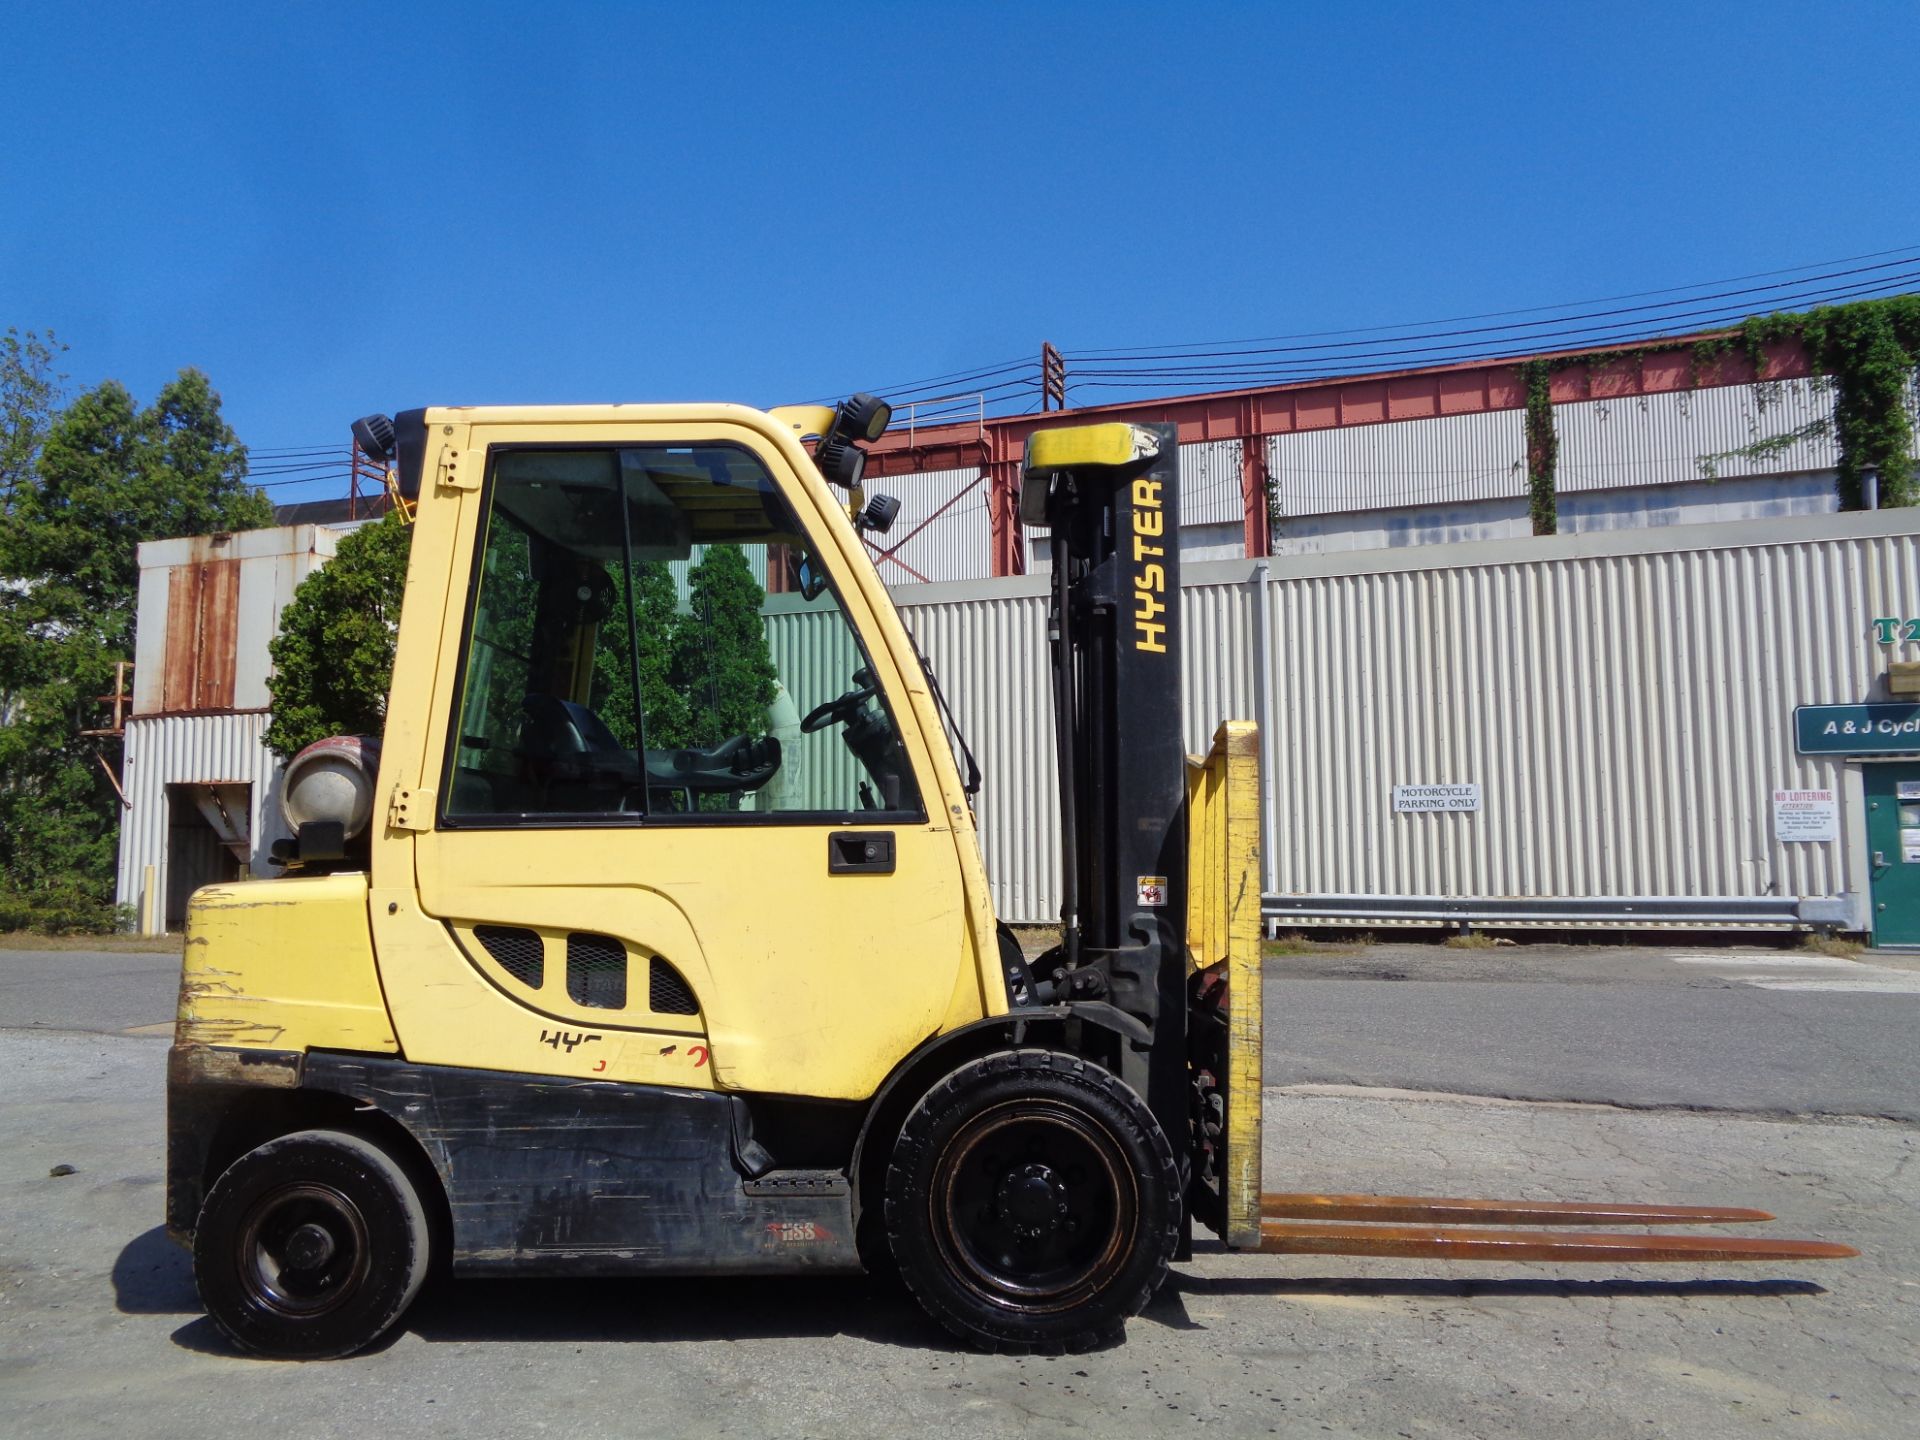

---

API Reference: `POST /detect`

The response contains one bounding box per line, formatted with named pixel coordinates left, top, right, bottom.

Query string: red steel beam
left=862, top=329, right=1818, bottom=575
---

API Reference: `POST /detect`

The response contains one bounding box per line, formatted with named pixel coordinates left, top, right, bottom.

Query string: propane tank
left=281, top=735, right=382, bottom=840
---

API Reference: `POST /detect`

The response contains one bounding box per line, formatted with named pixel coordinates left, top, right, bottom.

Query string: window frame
left=435, top=439, right=930, bottom=832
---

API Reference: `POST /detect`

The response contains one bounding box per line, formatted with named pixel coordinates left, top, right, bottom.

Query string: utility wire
left=1068, top=271, right=1920, bottom=385
left=1066, top=244, right=1920, bottom=357
left=1066, top=256, right=1920, bottom=365
left=1068, top=269, right=1920, bottom=374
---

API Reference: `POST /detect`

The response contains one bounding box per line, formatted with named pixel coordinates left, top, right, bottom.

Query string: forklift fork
left=1254, top=1192, right=1857, bottom=1263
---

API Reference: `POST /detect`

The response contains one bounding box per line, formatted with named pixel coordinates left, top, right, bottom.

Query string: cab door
left=378, top=416, right=975, bottom=1100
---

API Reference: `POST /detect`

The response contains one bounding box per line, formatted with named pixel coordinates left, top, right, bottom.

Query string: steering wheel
left=802, top=669, right=878, bottom=733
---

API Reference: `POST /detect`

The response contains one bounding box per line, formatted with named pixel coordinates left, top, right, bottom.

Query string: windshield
left=446, top=443, right=921, bottom=821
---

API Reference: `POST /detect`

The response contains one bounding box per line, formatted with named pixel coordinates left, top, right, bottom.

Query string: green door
left=1864, top=763, right=1920, bottom=945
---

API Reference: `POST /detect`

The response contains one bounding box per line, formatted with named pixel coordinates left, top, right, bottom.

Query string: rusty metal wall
left=114, top=711, right=286, bottom=933
left=133, top=526, right=337, bottom=716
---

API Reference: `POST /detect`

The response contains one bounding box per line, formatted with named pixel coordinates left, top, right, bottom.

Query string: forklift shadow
left=397, top=1272, right=950, bottom=1349
left=112, top=1226, right=199, bottom=1315
left=114, top=1227, right=953, bottom=1355
left=163, top=1273, right=951, bottom=1357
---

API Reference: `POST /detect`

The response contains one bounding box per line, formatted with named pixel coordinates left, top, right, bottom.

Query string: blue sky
left=4, top=1, right=1916, bottom=501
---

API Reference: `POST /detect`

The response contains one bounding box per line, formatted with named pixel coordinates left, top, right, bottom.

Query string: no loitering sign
left=1393, top=783, right=1481, bottom=814
left=1772, top=788, right=1837, bottom=842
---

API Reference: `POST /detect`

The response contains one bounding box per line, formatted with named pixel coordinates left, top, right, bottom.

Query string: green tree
left=592, top=559, right=690, bottom=750
left=671, top=544, right=777, bottom=747
left=0, top=367, right=270, bottom=931
left=2, top=328, right=65, bottom=517
left=265, top=514, right=413, bottom=758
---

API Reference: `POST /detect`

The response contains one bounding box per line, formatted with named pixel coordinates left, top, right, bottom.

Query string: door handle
left=1874, top=850, right=1888, bottom=868
left=829, top=831, right=895, bottom=875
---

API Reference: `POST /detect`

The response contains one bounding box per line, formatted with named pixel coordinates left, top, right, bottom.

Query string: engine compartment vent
left=649, top=957, right=699, bottom=1015
left=475, top=925, right=544, bottom=989
left=567, top=932, right=628, bottom=1009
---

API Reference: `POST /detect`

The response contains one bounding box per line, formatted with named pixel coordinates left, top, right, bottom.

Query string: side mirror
left=795, top=553, right=830, bottom=602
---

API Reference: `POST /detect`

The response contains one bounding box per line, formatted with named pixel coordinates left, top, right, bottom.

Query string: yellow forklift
left=167, top=397, right=1851, bottom=1359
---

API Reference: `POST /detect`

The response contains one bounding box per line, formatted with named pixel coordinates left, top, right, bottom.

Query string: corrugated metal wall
left=874, top=512, right=1914, bottom=923
left=1267, top=408, right=1527, bottom=517
left=1260, top=537, right=1870, bottom=903
left=1555, top=379, right=1841, bottom=493
left=862, top=466, right=989, bottom=586
left=115, top=711, right=286, bottom=931
left=899, top=589, right=1059, bottom=921
left=1178, top=440, right=1244, bottom=528
left=763, top=599, right=863, bottom=811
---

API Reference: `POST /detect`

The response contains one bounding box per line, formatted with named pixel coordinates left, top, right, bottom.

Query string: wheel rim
left=930, top=1097, right=1139, bottom=1315
left=234, top=1182, right=373, bottom=1318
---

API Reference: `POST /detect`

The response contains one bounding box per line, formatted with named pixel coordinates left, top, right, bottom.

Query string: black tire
left=193, top=1128, right=433, bottom=1360
left=884, top=1049, right=1181, bottom=1352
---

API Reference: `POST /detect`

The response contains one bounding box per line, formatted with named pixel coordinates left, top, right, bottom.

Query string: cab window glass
left=446, top=444, right=921, bottom=821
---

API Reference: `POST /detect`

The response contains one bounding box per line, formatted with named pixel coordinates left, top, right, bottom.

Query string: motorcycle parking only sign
left=1392, top=783, right=1481, bottom=813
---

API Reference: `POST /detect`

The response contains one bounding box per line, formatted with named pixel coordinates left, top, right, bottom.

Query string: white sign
left=1899, top=781, right=1920, bottom=801
left=1136, top=875, right=1168, bottom=907
left=1393, top=783, right=1480, bottom=814
left=1772, top=787, right=1837, bottom=842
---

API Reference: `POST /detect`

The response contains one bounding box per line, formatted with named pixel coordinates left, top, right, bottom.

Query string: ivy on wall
left=1695, top=294, right=1920, bottom=509
left=1519, top=359, right=1558, bottom=535
left=1513, top=294, right=1920, bottom=527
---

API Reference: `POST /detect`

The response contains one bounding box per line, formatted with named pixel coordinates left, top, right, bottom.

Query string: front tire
left=193, top=1128, right=432, bottom=1360
left=884, top=1049, right=1181, bottom=1351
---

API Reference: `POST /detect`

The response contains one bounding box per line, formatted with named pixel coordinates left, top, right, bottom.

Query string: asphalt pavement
left=1261, top=942, right=1920, bottom=1121
left=10, top=938, right=1917, bottom=1120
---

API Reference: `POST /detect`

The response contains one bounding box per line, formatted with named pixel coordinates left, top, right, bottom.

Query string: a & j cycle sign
left=1795, top=704, right=1920, bottom=755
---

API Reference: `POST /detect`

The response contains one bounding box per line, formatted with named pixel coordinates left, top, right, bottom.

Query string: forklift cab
left=368, top=408, right=1002, bottom=1103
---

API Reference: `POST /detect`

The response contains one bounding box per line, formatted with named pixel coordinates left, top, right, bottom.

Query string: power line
left=1066, top=270, right=1920, bottom=379
left=1068, top=271, right=1920, bottom=388
left=803, top=245, right=1920, bottom=426
left=1065, top=244, right=1920, bottom=357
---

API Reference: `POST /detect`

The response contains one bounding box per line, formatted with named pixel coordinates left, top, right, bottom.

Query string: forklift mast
left=1022, top=423, right=1190, bottom=1143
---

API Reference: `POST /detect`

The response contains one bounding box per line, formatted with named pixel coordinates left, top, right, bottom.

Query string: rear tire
left=193, top=1128, right=433, bottom=1360
left=884, top=1049, right=1180, bottom=1352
